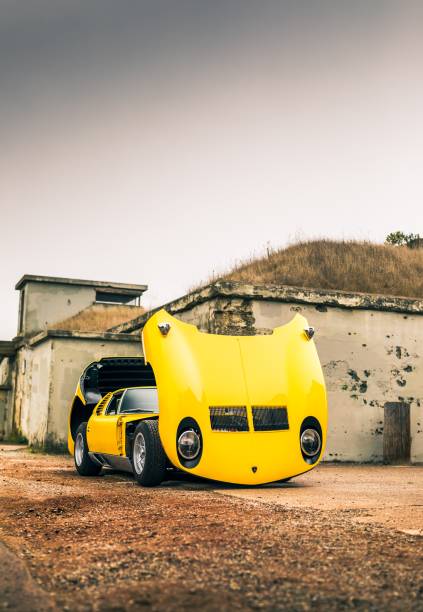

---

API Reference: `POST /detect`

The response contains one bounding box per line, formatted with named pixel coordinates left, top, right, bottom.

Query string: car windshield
left=118, top=388, right=159, bottom=414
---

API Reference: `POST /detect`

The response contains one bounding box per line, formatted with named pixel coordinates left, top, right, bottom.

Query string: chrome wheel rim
left=133, top=432, right=146, bottom=474
left=75, top=432, right=84, bottom=466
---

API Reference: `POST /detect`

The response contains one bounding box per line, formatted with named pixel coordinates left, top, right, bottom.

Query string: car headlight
left=300, top=428, right=321, bottom=457
left=177, top=429, right=201, bottom=460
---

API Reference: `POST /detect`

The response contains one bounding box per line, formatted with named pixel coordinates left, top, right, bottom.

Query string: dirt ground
left=1, top=445, right=423, bottom=611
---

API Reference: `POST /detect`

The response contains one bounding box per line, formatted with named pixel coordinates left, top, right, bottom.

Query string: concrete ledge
left=28, top=329, right=140, bottom=347
left=110, top=280, right=423, bottom=334
left=15, top=274, right=147, bottom=294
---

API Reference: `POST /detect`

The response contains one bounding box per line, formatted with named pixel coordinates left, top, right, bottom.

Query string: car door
left=87, top=391, right=122, bottom=455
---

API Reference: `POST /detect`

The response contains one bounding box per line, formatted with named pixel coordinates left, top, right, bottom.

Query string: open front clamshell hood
left=142, top=309, right=327, bottom=485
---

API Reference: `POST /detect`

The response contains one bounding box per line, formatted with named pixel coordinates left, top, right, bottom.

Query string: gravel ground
left=1, top=445, right=423, bottom=611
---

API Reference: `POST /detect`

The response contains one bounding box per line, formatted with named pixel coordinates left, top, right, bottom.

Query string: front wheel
left=131, top=420, right=167, bottom=486
left=74, top=422, right=102, bottom=476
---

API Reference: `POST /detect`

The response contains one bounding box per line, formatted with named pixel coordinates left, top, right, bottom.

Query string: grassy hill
left=221, top=240, right=423, bottom=299
left=50, top=304, right=145, bottom=332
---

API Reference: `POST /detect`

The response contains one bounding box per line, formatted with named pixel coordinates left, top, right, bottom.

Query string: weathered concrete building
left=0, top=275, right=146, bottom=448
left=1, top=276, right=422, bottom=463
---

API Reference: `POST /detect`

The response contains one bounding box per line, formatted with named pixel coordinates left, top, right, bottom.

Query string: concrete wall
left=0, top=357, right=13, bottom=438
left=14, top=343, right=52, bottom=444
left=0, top=356, right=10, bottom=385
left=18, top=281, right=96, bottom=336
left=115, top=282, right=423, bottom=464
left=0, top=389, right=8, bottom=438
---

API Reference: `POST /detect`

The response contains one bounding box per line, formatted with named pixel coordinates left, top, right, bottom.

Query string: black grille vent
left=252, top=407, right=289, bottom=431
left=209, top=407, right=249, bottom=432
left=82, top=358, right=156, bottom=400
left=97, top=359, right=156, bottom=395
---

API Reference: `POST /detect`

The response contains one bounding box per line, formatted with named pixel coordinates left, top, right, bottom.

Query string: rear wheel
left=131, top=420, right=167, bottom=486
left=74, top=422, right=102, bottom=476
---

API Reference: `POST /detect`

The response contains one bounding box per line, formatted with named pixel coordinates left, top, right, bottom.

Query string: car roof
left=112, top=385, right=157, bottom=395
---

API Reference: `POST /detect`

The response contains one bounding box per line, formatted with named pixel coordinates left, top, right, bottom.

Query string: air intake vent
left=252, top=407, right=289, bottom=431
left=96, top=393, right=112, bottom=415
left=96, top=359, right=155, bottom=396
left=209, top=406, right=249, bottom=432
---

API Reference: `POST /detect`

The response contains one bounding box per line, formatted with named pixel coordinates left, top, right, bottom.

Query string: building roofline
left=109, top=280, right=423, bottom=334
left=26, top=329, right=140, bottom=348
left=15, top=274, right=148, bottom=295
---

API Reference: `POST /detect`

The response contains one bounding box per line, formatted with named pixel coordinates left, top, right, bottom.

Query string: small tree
left=385, top=231, right=407, bottom=246
left=406, top=233, right=423, bottom=249
left=385, top=231, right=422, bottom=248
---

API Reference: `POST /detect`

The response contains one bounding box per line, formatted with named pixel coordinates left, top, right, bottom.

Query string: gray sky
left=1, top=1, right=422, bottom=339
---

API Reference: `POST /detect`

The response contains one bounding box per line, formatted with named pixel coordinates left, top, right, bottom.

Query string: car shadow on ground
left=48, top=460, right=311, bottom=490
left=61, top=467, right=308, bottom=490
left=162, top=471, right=307, bottom=490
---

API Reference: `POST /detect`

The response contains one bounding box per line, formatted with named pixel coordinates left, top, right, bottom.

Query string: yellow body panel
left=75, top=381, right=85, bottom=404
left=68, top=433, right=75, bottom=455
left=87, top=412, right=121, bottom=455
left=86, top=390, right=158, bottom=455
left=142, top=310, right=327, bottom=485
left=67, top=380, right=85, bottom=455
left=68, top=382, right=158, bottom=456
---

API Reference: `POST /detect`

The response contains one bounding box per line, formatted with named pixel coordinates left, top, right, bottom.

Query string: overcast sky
left=1, top=1, right=422, bottom=339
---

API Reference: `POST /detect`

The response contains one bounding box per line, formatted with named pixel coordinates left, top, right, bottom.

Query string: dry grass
left=217, top=240, right=423, bottom=298
left=50, top=304, right=145, bottom=332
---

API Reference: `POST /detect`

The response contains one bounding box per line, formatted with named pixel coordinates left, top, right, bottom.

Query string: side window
left=119, top=388, right=159, bottom=414
left=105, top=394, right=122, bottom=415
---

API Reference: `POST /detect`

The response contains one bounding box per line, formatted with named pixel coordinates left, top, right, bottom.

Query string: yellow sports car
left=68, top=309, right=327, bottom=486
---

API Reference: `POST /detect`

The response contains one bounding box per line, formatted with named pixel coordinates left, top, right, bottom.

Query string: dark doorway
left=383, top=402, right=411, bottom=464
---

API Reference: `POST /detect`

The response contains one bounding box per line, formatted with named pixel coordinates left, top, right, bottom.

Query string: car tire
left=74, top=422, right=102, bottom=476
left=131, top=420, right=167, bottom=487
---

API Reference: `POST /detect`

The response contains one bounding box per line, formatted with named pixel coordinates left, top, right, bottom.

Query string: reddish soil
left=1, top=445, right=423, bottom=611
